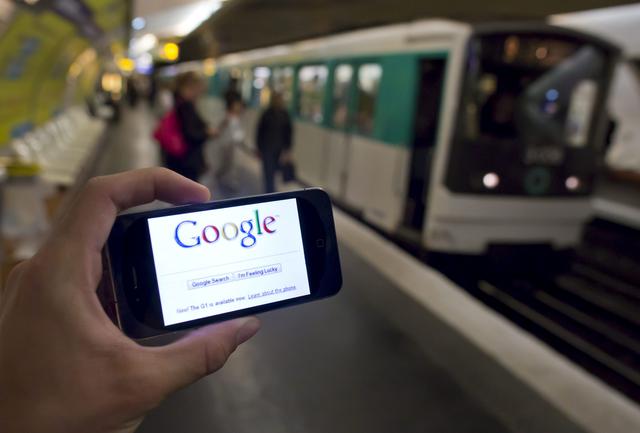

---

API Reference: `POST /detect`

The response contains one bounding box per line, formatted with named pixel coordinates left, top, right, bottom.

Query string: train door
left=293, top=64, right=330, bottom=186
left=401, top=57, right=447, bottom=234
left=325, top=63, right=356, bottom=198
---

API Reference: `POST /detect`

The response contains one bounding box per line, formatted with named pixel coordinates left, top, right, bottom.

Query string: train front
left=426, top=27, right=620, bottom=255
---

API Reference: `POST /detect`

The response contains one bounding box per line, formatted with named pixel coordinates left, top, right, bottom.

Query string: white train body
left=207, top=19, right=619, bottom=254
left=552, top=4, right=640, bottom=176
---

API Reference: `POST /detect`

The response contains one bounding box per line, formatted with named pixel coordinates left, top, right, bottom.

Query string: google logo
left=175, top=210, right=277, bottom=249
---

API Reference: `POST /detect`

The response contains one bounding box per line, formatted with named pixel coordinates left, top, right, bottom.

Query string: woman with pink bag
left=154, top=72, right=218, bottom=181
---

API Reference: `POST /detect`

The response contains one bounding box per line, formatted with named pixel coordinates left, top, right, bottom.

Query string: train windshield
left=447, top=32, right=615, bottom=196
left=461, top=33, right=609, bottom=148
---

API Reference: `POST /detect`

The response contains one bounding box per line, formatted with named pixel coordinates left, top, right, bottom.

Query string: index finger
left=55, top=168, right=210, bottom=253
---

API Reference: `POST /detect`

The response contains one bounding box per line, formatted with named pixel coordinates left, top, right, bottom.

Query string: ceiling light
left=130, top=33, right=158, bottom=56
left=117, top=58, right=135, bottom=73
left=203, top=58, right=216, bottom=76
left=172, top=1, right=222, bottom=37
left=132, top=17, right=146, bottom=31
left=161, top=43, right=180, bottom=62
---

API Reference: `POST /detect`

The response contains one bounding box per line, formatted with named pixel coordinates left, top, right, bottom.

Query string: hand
left=0, top=168, right=260, bottom=433
left=279, top=151, right=292, bottom=165
left=207, top=126, right=220, bottom=138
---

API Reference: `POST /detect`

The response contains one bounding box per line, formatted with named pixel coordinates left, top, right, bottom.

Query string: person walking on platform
left=202, top=93, right=245, bottom=191
left=256, top=92, right=293, bottom=193
left=223, top=81, right=241, bottom=111
left=164, top=71, right=217, bottom=181
left=126, top=76, right=139, bottom=107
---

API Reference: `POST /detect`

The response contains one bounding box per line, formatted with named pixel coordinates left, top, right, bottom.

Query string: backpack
left=153, top=110, right=187, bottom=158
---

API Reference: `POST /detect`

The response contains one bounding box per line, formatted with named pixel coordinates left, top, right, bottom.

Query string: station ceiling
left=179, top=0, right=636, bottom=61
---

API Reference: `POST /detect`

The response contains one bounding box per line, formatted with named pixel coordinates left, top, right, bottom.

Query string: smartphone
left=102, top=188, right=342, bottom=339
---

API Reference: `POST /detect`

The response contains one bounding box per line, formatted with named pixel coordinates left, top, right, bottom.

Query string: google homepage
left=147, top=199, right=311, bottom=326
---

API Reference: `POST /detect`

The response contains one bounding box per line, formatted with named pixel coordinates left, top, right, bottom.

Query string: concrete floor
left=137, top=250, right=511, bottom=433
left=90, top=104, right=529, bottom=433
left=93, top=104, right=162, bottom=176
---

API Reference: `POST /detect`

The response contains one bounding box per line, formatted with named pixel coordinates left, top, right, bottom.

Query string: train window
left=356, top=63, right=382, bottom=135
left=240, top=68, right=253, bottom=104
left=252, top=66, right=271, bottom=107
left=331, top=64, right=353, bottom=129
left=448, top=33, right=614, bottom=196
left=462, top=35, right=607, bottom=147
left=272, top=67, right=294, bottom=107
left=297, top=65, right=328, bottom=123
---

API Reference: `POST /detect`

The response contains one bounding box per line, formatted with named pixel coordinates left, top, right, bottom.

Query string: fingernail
left=236, top=317, right=261, bottom=345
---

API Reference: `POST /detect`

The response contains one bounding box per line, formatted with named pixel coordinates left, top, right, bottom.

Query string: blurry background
left=0, top=1, right=638, bottom=148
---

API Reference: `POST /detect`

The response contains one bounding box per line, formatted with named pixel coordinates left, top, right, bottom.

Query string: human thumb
left=151, top=317, right=261, bottom=394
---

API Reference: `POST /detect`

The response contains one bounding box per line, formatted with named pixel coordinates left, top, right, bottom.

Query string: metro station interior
left=1, top=1, right=640, bottom=432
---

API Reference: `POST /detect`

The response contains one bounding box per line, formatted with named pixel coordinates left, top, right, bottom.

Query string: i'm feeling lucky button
left=188, top=263, right=282, bottom=289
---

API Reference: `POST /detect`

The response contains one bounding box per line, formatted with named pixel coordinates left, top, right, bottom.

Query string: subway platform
left=83, top=104, right=640, bottom=433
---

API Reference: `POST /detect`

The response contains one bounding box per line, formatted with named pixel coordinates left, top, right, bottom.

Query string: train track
left=334, top=196, right=640, bottom=402
left=459, top=218, right=640, bottom=403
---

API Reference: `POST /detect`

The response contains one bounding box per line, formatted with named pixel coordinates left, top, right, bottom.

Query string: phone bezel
left=106, top=188, right=341, bottom=339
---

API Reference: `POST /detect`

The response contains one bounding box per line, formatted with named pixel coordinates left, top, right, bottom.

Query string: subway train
left=552, top=5, right=640, bottom=186
left=206, top=19, right=620, bottom=255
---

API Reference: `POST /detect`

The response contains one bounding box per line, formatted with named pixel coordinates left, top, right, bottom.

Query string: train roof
left=180, top=0, right=636, bottom=60
left=214, top=19, right=620, bottom=68
left=216, top=19, right=465, bottom=68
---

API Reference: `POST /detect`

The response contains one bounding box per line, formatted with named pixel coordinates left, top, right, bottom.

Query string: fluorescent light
left=130, top=33, right=158, bottom=56
left=172, top=1, right=222, bottom=37
left=132, top=1, right=228, bottom=40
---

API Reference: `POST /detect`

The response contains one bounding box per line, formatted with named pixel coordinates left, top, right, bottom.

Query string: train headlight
left=483, top=172, right=500, bottom=189
left=565, top=176, right=580, bottom=191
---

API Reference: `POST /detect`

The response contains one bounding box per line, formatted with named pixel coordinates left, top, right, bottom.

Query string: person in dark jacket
left=165, top=71, right=217, bottom=181
left=256, top=92, right=293, bottom=193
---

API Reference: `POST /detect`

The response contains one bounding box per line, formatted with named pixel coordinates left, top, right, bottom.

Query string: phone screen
left=147, top=198, right=311, bottom=326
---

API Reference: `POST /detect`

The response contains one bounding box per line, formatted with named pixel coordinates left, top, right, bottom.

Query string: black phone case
left=101, top=188, right=342, bottom=339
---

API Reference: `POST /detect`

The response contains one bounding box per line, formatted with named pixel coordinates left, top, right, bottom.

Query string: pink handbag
left=153, top=110, right=188, bottom=158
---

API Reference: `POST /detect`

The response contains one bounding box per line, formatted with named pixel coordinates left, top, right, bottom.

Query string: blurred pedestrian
left=155, top=81, right=174, bottom=118
left=256, top=92, right=293, bottom=193
left=126, top=76, right=139, bottom=107
left=148, top=72, right=158, bottom=106
left=202, top=92, right=245, bottom=190
left=223, top=79, right=242, bottom=109
left=162, top=71, right=217, bottom=181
